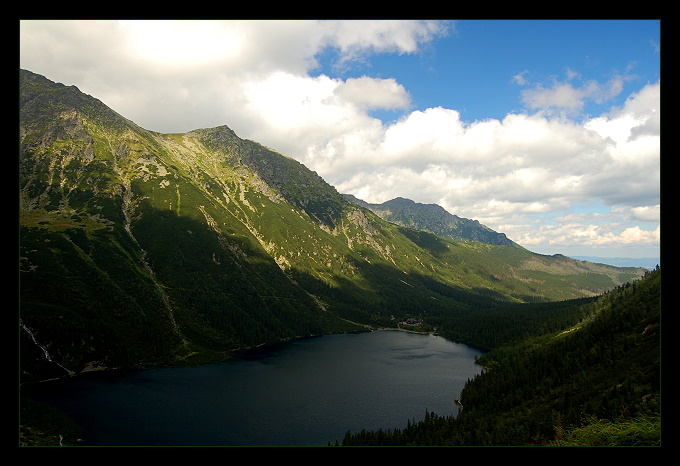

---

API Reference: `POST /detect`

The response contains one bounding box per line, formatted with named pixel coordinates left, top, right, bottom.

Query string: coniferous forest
left=341, top=268, right=661, bottom=446
left=19, top=70, right=660, bottom=447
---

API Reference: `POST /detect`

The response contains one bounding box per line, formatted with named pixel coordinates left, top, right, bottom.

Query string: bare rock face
left=345, top=195, right=518, bottom=247
left=19, top=69, right=646, bottom=381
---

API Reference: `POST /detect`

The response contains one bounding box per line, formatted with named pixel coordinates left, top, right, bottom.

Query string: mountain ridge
left=19, top=69, right=646, bottom=381
left=344, top=194, right=519, bottom=247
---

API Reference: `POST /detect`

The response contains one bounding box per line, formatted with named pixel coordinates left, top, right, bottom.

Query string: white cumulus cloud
left=19, top=20, right=659, bottom=258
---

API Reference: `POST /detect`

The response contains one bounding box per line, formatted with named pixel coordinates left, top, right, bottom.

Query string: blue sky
left=19, top=20, right=661, bottom=263
left=320, top=20, right=660, bottom=123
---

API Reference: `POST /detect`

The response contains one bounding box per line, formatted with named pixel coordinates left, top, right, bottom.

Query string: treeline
left=431, top=296, right=597, bottom=351
left=341, top=267, right=661, bottom=446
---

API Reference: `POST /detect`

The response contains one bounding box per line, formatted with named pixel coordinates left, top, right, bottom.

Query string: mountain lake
left=23, top=330, right=484, bottom=446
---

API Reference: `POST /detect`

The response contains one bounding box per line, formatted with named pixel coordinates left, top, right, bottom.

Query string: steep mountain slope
left=342, top=268, right=661, bottom=446
left=19, top=69, right=646, bottom=380
left=345, top=195, right=518, bottom=247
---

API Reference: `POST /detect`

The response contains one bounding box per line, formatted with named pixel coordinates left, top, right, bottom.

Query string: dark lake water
left=24, top=330, right=484, bottom=446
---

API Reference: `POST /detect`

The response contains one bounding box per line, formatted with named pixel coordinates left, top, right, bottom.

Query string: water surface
left=26, top=330, right=483, bottom=446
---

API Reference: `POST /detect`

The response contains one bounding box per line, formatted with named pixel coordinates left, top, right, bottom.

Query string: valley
left=19, top=68, right=646, bottom=377
left=19, top=69, right=659, bottom=446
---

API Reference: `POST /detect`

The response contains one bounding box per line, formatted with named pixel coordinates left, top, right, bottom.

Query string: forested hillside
left=19, top=69, right=660, bottom=448
left=19, top=69, right=646, bottom=382
left=341, top=268, right=661, bottom=446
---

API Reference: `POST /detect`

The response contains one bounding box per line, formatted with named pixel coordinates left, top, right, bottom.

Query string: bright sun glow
left=122, top=20, right=245, bottom=67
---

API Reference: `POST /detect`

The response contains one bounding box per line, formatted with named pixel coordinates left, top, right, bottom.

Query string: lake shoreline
left=22, top=325, right=483, bottom=389
left=23, top=330, right=484, bottom=447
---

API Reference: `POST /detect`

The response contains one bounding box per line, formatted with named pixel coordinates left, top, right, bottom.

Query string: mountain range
left=19, top=69, right=647, bottom=381
left=344, top=195, right=519, bottom=247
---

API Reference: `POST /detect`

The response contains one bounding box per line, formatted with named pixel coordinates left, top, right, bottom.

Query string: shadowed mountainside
left=19, top=69, right=646, bottom=380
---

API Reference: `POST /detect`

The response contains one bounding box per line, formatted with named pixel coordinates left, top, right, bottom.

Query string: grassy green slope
left=19, top=69, right=647, bottom=381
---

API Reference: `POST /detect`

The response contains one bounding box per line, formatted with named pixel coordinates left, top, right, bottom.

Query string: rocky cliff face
left=19, top=70, right=646, bottom=381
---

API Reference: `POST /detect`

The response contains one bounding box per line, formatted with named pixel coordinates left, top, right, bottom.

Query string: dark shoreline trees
left=341, top=268, right=661, bottom=446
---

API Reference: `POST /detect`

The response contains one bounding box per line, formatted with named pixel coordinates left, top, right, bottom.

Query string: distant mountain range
left=19, top=69, right=647, bottom=381
left=344, top=194, right=520, bottom=247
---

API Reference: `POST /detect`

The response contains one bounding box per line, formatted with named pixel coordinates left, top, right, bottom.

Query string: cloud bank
left=19, top=20, right=660, bottom=258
